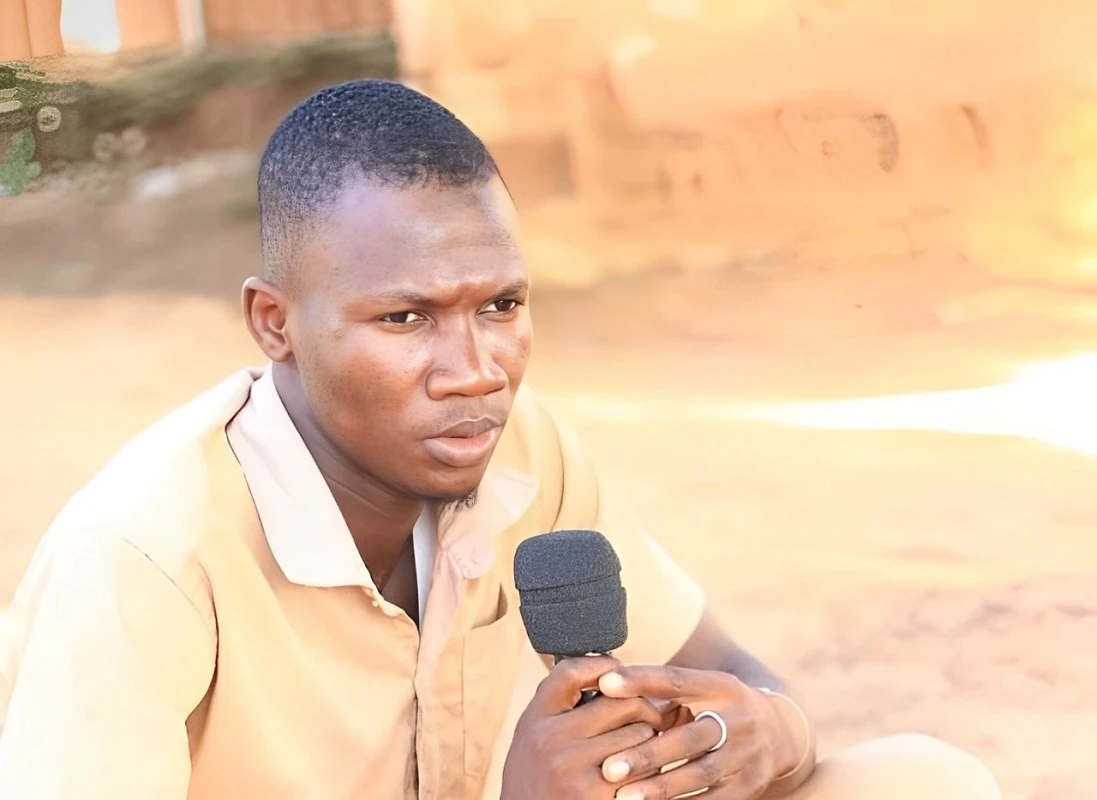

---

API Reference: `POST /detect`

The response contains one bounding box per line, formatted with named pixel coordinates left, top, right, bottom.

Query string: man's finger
left=612, top=754, right=767, bottom=800
left=661, top=703, right=695, bottom=731
left=587, top=722, right=659, bottom=762
left=600, top=713, right=725, bottom=784
left=598, top=664, right=736, bottom=703
left=530, top=656, right=621, bottom=714
left=565, top=695, right=668, bottom=738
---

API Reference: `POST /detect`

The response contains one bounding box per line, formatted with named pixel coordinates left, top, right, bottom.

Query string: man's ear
left=242, top=277, right=293, bottom=362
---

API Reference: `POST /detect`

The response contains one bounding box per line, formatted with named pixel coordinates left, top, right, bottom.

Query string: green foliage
left=0, top=63, right=85, bottom=134
left=0, top=31, right=397, bottom=194
left=0, top=129, right=41, bottom=195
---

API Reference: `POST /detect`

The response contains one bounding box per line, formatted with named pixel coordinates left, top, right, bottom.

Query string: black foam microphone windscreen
left=513, top=529, right=628, bottom=658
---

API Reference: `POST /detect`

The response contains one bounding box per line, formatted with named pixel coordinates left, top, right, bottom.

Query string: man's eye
left=382, top=311, right=426, bottom=324
left=487, top=299, right=519, bottom=313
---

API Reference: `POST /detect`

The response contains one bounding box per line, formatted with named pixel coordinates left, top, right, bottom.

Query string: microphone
left=513, top=529, right=628, bottom=705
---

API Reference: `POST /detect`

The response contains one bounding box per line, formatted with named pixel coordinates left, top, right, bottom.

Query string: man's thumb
left=532, top=656, right=621, bottom=714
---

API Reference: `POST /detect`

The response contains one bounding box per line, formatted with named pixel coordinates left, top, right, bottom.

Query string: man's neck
left=271, top=363, right=423, bottom=580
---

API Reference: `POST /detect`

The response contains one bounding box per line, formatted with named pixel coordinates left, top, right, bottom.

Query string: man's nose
left=426, top=320, right=508, bottom=399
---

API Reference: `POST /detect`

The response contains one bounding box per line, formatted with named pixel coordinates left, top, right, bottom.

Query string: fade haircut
left=257, top=79, right=499, bottom=287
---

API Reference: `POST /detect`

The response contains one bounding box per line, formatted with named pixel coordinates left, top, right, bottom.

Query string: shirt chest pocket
left=462, top=584, right=523, bottom=778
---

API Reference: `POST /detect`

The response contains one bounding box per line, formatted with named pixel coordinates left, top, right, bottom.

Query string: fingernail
left=616, top=788, right=644, bottom=800
left=600, top=672, right=625, bottom=694
left=602, top=759, right=630, bottom=782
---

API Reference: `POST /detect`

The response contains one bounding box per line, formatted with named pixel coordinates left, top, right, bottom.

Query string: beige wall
left=0, top=0, right=62, bottom=59
left=201, top=0, right=389, bottom=45
left=118, top=0, right=391, bottom=50
left=115, top=0, right=181, bottom=51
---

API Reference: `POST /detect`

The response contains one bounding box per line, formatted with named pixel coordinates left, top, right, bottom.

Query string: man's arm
left=669, top=611, right=785, bottom=690
left=668, top=610, right=817, bottom=796
left=0, top=530, right=215, bottom=799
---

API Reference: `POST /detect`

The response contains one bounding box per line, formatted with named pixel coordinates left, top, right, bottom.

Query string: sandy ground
left=3, top=180, right=1097, bottom=799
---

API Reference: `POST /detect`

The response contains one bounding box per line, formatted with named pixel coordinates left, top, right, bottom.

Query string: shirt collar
left=226, top=366, right=538, bottom=588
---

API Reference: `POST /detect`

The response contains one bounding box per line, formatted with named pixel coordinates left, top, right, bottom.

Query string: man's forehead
left=302, top=178, right=526, bottom=298
left=328, top=177, right=518, bottom=244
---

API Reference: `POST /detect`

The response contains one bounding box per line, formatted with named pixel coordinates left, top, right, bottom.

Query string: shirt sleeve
left=0, top=530, right=216, bottom=799
left=548, top=413, right=706, bottom=666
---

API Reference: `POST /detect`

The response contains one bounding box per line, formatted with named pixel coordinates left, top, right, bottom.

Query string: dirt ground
left=3, top=174, right=1097, bottom=799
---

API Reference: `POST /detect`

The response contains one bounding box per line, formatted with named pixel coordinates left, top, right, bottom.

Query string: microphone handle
left=554, top=652, right=612, bottom=707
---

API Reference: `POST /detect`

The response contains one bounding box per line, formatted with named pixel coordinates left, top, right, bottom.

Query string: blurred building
left=5, top=0, right=1097, bottom=290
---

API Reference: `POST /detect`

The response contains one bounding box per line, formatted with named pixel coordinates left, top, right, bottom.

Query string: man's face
left=283, top=176, right=532, bottom=502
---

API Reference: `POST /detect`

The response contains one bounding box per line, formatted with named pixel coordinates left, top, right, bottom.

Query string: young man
left=0, top=80, right=1000, bottom=799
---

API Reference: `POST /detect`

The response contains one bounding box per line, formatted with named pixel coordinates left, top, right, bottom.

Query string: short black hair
left=257, top=79, right=499, bottom=286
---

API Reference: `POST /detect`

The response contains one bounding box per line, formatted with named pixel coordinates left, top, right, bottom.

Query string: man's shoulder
left=45, top=368, right=259, bottom=579
left=492, top=384, right=602, bottom=531
left=501, top=384, right=598, bottom=473
left=494, top=384, right=566, bottom=474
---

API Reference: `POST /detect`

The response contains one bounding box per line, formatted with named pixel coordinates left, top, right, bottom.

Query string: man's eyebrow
left=373, top=279, right=530, bottom=307
left=493, top=278, right=531, bottom=298
left=372, top=289, right=438, bottom=306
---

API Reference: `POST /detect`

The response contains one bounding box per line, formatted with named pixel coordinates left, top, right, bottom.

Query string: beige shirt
left=0, top=367, right=704, bottom=799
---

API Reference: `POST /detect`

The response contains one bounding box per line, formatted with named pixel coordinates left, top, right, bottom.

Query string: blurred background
left=3, top=1, right=1097, bottom=797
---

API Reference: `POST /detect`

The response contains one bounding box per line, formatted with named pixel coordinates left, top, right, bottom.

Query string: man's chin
left=419, top=487, right=480, bottom=509
left=413, top=469, right=485, bottom=507
left=407, top=450, right=494, bottom=506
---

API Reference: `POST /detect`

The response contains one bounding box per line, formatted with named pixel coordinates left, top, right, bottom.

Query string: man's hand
left=595, top=665, right=804, bottom=800
left=501, top=657, right=683, bottom=799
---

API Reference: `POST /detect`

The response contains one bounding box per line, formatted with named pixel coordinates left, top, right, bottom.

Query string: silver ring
left=694, top=710, right=728, bottom=752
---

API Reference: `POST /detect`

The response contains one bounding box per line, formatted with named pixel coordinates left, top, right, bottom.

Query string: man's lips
left=435, top=418, right=501, bottom=439
left=423, top=417, right=504, bottom=468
